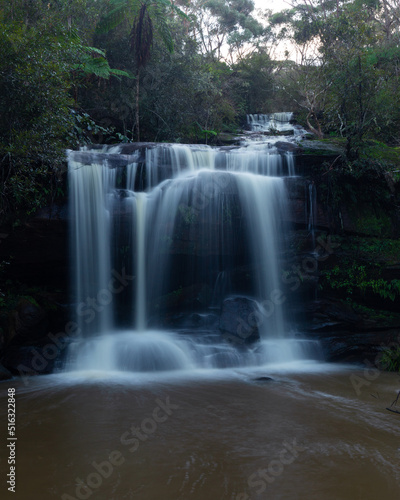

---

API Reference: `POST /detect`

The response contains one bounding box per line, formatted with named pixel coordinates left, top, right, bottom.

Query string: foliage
left=73, top=45, right=133, bottom=79
left=0, top=0, right=133, bottom=222
left=188, top=0, right=271, bottom=63
left=379, top=346, right=400, bottom=372
left=271, top=0, right=400, bottom=153
left=0, top=19, right=75, bottom=220
left=95, top=0, right=187, bottom=140
left=321, top=262, right=400, bottom=301
left=1, top=0, right=400, bottom=224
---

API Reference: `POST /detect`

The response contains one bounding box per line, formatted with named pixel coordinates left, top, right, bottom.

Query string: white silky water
left=66, top=115, right=322, bottom=374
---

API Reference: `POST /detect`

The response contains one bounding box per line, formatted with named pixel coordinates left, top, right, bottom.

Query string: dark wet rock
left=2, top=344, right=60, bottom=376
left=219, top=296, right=264, bottom=344
left=275, top=141, right=302, bottom=154
left=4, top=294, right=70, bottom=348
left=0, top=219, right=68, bottom=289
left=298, top=139, right=345, bottom=155
left=8, top=298, right=49, bottom=346
left=306, top=298, right=362, bottom=332
left=69, top=151, right=140, bottom=168
left=0, top=363, right=12, bottom=380
left=317, top=328, right=400, bottom=364
left=253, top=376, right=274, bottom=382
left=216, top=133, right=241, bottom=146
left=159, top=311, right=219, bottom=329
left=300, top=298, right=400, bottom=363
left=157, top=284, right=213, bottom=312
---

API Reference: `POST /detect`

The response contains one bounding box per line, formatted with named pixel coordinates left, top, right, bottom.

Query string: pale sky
left=253, top=0, right=298, bottom=60
left=254, top=0, right=292, bottom=12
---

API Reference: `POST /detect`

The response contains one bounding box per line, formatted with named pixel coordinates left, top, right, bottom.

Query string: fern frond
left=95, top=2, right=130, bottom=34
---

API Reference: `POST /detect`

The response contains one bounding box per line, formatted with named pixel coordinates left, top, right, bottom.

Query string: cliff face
left=1, top=140, right=400, bottom=376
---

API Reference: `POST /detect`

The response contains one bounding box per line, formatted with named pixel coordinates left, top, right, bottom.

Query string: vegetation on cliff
left=1, top=1, right=400, bottom=371
left=0, top=0, right=399, bottom=221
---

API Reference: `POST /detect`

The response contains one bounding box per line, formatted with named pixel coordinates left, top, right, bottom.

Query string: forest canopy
left=0, top=0, right=399, bottom=220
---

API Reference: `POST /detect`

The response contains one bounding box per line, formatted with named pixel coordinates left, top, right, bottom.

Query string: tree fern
left=74, top=45, right=133, bottom=80
left=96, top=0, right=188, bottom=140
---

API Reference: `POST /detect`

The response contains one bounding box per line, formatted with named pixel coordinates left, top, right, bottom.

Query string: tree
left=0, top=16, right=76, bottom=220
left=188, top=0, right=269, bottom=63
left=231, top=50, right=275, bottom=113
left=96, top=0, right=187, bottom=140
left=271, top=0, right=400, bottom=152
left=0, top=0, right=131, bottom=221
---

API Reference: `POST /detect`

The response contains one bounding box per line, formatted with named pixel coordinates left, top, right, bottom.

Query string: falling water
left=66, top=114, right=323, bottom=373
left=134, top=192, right=147, bottom=331
left=247, top=112, right=294, bottom=132
left=69, top=157, right=117, bottom=335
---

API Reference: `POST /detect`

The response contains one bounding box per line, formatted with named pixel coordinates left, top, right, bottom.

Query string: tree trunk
left=135, top=69, right=140, bottom=142
left=306, top=111, right=324, bottom=139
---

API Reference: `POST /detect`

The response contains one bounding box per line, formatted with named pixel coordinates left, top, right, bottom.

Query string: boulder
left=1, top=334, right=70, bottom=376
left=219, top=296, right=264, bottom=344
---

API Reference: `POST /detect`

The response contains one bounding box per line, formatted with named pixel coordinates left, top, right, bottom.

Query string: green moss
left=350, top=301, right=398, bottom=324
left=354, top=209, right=392, bottom=237
left=359, top=140, right=400, bottom=167
left=340, top=236, right=400, bottom=265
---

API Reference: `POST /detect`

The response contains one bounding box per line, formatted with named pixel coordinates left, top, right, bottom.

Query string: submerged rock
left=253, top=376, right=274, bottom=383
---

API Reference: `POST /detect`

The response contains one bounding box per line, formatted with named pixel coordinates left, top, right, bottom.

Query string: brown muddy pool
left=1, top=364, right=400, bottom=500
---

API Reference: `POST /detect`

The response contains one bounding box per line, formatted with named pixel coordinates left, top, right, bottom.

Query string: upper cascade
left=246, top=112, right=294, bottom=132
left=71, top=137, right=296, bottom=193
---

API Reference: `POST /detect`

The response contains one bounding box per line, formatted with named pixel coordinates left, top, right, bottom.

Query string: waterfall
left=65, top=114, right=323, bottom=373
left=134, top=192, right=147, bottom=331
left=247, top=112, right=294, bottom=132
left=69, top=157, right=117, bottom=335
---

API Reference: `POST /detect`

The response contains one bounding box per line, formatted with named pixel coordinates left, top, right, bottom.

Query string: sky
left=254, top=0, right=292, bottom=13
left=253, top=0, right=299, bottom=60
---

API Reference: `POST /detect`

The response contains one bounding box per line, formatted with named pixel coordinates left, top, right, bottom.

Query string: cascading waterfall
left=69, top=161, right=117, bottom=335
left=65, top=115, right=323, bottom=374
left=134, top=192, right=147, bottom=330
left=247, top=112, right=294, bottom=132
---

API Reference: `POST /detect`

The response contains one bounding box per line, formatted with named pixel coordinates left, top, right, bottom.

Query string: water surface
left=1, top=366, right=399, bottom=499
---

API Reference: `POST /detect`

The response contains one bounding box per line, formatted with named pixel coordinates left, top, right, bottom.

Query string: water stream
left=66, top=115, right=311, bottom=373
left=1, top=369, right=399, bottom=499
left=1, top=115, right=399, bottom=499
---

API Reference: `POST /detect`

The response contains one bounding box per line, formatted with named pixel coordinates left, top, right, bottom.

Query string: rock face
left=0, top=293, right=70, bottom=376
left=0, top=208, right=68, bottom=289
left=8, top=298, right=49, bottom=345
left=219, top=297, right=264, bottom=344
left=1, top=138, right=400, bottom=372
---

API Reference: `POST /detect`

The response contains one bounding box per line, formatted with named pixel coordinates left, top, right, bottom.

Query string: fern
left=74, top=45, right=133, bottom=80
